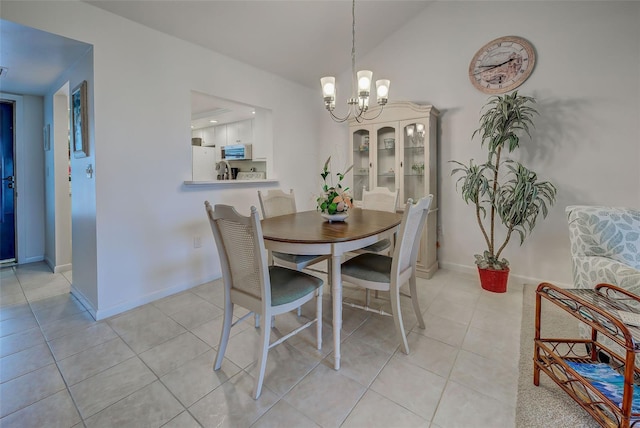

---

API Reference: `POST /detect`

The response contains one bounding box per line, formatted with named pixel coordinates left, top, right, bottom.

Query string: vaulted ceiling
left=0, top=1, right=430, bottom=95
left=86, top=1, right=430, bottom=89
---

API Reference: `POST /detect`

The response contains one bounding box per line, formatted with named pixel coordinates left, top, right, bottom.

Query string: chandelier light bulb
left=321, top=76, right=336, bottom=99
left=357, top=70, right=372, bottom=97
left=323, top=82, right=335, bottom=97
left=376, top=79, right=390, bottom=104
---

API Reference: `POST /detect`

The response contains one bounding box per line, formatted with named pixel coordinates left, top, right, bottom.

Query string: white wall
left=322, top=1, right=640, bottom=286
left=3, top=1, right=324, bottom=319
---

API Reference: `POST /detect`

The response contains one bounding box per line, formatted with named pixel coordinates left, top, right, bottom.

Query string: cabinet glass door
left=403, top=122, right=426, bottom=202
left=377, top=126, right=396, bottom=192
left=352, top=128, right=370, bottom=201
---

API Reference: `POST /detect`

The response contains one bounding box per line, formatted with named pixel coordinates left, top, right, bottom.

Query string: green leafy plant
left=451, top=91, right=557, bottom=270
left=317, top=156, right=353, bottom=215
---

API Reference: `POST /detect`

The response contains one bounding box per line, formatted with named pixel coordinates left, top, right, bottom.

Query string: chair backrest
left=566, top=205, right=640, bottom=269
left=362, top=187, right=399, bottom=213
left=258, top=189, right=297, bottom=218
left=205, top=201, right=270, bottom=304
left=393, top=195, right=433, bottom=274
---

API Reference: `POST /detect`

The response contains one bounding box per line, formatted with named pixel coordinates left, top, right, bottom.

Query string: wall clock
left=468, top=36, right=536, bottom=94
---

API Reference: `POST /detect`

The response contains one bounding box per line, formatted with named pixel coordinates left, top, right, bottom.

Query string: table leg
left=332, top=253, right=342, bottom=370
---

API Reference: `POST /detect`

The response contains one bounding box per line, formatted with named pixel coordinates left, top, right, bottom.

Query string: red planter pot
left=478, top=266, right=510, bottom=293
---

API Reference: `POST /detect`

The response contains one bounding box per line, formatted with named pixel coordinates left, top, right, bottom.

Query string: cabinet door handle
left=400, top=161, right=403, bottom=168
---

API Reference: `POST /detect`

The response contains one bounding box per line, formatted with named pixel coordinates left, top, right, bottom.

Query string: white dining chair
left=258, top=189, right=331, bottom=274
left=205, top=202, right=323, bottom=399
left=355, top=186, right=399, bottom=255
left=341, top=195, right=433, bottom=354
left=350, top=187, right=399, bottom=303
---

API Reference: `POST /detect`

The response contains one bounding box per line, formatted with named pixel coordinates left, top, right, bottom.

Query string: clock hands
left=474, top=57, right=516, bottom=75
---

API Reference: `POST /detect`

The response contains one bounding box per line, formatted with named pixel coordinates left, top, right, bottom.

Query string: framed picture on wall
left=71, top=80, right=88, bottom=158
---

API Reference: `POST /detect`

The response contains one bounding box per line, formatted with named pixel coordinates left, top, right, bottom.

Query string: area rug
left=516, top=283, right=599, bottom=427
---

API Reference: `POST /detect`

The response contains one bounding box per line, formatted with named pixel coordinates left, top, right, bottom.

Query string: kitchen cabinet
left=191, top=127, right=216, bottom=147
left=213, top=125, right=227, bottom=147
left=349, top=101, right=439, bottom=278
left=226, top=119, right=253, bottom=145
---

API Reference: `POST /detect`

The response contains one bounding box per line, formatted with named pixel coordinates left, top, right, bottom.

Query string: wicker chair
left=341, top=195, right=432, bottom=354
left=205, top=202, right=323, bottom=399
left=258, top=189, right=330, bottom=273
left=354, top=187, right=399, bottom=255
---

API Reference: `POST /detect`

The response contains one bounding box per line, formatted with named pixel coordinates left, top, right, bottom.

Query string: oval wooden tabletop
left=261, top=208, right=403, bottom=244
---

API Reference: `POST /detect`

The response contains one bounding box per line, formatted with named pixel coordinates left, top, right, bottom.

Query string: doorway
left=43, top=84, right=73, bottom=272
left=0, top=100, right=16, bottom=265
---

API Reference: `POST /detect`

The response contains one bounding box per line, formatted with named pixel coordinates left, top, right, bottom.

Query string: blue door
left=0, top=101, right=16, bottom=263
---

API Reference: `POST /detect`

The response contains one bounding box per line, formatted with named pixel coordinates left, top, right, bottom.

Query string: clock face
left=469, top=36, right=536, bottom=94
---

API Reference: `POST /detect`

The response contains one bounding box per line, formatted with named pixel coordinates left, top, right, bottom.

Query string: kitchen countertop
left=183, top=179, right=279, bottom=186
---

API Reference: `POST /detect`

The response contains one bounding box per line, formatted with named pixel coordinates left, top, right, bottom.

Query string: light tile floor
left=0, top=262, right=523, bottom=427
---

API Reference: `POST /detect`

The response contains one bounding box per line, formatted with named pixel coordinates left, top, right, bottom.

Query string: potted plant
left=317, top=156, right=353, bottom=222
left=451, top=91, right=557, bottom=292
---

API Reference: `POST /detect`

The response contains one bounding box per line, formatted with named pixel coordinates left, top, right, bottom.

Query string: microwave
left=221, top=144, right=252, bottom=160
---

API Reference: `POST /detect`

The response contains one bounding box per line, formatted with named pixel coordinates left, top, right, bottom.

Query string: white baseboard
left=93, top=281, right=206, bottom=321
left=20, top=255, right=44, bottom=265
left=439, top=261, right=477, bottom=277
left=70, top=285, right=97, bottom=321
left=439, top=261, right=573, bottom=289
left=43, top=257, right=72, bottom=274
left=53, top=263, right=72, bottom=273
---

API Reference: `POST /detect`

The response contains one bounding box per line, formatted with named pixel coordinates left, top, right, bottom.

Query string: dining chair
left=205, top=201, right=323, bottom=399
left=349, top=187, right=400, bottom=303
left=355, top=186, right=399, bottom=255
left=258, top=189, right=331, bottom=274
left=341, top=194, right=433, bottom=354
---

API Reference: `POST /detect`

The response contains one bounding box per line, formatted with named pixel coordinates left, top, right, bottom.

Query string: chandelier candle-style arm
left=320, top=0, right=390, bottom=123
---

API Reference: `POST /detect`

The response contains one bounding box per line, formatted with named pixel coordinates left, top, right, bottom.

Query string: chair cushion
left=269, top=266, right=323, bottom=306
left=361, top=238, right=391, bottom=253
left=273, top=252, right=323, bottom=265
left=341, top=253, right=392, bottom=283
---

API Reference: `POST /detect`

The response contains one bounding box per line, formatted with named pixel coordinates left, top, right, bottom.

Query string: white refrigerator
left=192, top=146, right=216, bottom=181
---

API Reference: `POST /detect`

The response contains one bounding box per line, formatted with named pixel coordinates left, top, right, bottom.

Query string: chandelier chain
left=351, top=0, right=356, bottom=97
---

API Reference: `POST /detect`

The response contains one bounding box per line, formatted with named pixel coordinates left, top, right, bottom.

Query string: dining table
left=261, top=208, right=403, bottom=370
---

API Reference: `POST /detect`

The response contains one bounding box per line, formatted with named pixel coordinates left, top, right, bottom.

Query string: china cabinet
left=349, top=101, right=439, bottom=278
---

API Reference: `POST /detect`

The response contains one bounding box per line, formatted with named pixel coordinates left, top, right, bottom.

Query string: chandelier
left=320, top=0, right=390, bottom=123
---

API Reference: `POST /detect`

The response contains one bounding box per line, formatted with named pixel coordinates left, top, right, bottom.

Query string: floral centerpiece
left=317, top=156, right=353, bottom=220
